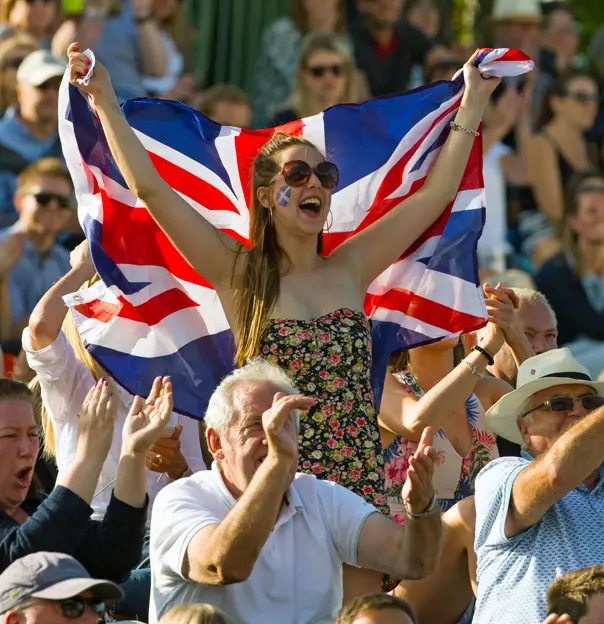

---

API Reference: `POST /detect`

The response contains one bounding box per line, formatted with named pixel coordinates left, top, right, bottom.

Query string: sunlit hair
left=336, top=593, right=418, bottom=624
left=563, top=170, right=604, bottom=275
left=534, top=71, right=597, bottom=130
left=27, top=376, right=55, bottom=460
left=547, top=566, right=604, bottom=623
left=204, top=359, right=300, bottom=437
left=388, top=338, right=466, bottom=374
left=234, top=131, right=323, bottom=366
left=290, top=0, right=347, bottom=35
left=290, top=32, right=357, bottom=118
left=512, top=288, right=556, bottom=318
left=159, top=603, right=233, bottom=624
left=17, top=157, right=73, bottom=193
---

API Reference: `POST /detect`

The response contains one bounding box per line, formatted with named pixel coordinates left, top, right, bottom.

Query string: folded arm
left=507, top=406, right=604, bottom=537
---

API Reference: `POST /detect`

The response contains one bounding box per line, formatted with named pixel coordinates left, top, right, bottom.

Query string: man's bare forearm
left=188, top=457, right=291, bottom=584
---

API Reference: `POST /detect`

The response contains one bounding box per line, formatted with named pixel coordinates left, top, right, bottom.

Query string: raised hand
left=121, top=376, right=173, bottom=457
left=542, top=614, right=573, bottom=624
left=402, top=426, right=438, bottom=515
left=262, top=392, right=314, bottom=463
left=76, top=378, right=118, bottom=463
left=145, top=423, right=188, bottom=480
left=69, top=239, right=95, bottom=278
left=461, top=50, right=502, bottom=113
left=483, top=282, right=527, bottom=353
left=67, top=42, right=113, bottom=102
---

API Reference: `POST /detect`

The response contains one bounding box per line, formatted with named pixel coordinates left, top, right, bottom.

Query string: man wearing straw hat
left=472, top=348, right=604, bottom=623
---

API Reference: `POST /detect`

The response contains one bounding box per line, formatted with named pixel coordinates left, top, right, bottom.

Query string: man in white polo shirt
left=149, top=359, right=442, bottom=624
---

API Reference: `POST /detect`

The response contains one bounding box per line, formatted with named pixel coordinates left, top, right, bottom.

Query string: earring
left=324, top=209, right=333, bottom=233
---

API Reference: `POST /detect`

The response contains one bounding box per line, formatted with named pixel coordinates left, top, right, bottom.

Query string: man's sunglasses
left=22, top=597, right=105, bottom=619
left=27, top=191, right=72, bottom=209
left=565, top=91, right=600, bottom=104
left=268, top=160, right=339, bottom=189
left=522, top=395, right=604, bottom=419
left=307, top=64, right=344, bottom=78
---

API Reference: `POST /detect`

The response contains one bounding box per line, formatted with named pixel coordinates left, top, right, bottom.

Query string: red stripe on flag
left=365, top=289, right=485, bottom=334
left=148, top=151, right=240, bottom=215
left=76, top=287, right=199, bottom=326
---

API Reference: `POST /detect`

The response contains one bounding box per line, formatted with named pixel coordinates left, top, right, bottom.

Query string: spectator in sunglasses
left=272, top=32, right=358, bottom=127
left=536, top=172, right=604, bottom=380
left=471, top=348, right=604, bottom=623
left=0, top=158, right=73, bottom=342
left=0, top=552, right=123, bottom=624
left=524, top=72, right=601, bottom=269
left=0, top=0, right=56, bottom=49
left=0, top=33, right=39, bottom=117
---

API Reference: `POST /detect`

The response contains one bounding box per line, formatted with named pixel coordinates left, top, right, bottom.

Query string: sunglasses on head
left=522, top=395, right=604, bottom=419
left=565, top=91, right=599, bottom=104
left=28, top=191, right=72, bottom=209
left=269, top=160, right=339, bottom=189
left=306, top=64, right=344, bottom=78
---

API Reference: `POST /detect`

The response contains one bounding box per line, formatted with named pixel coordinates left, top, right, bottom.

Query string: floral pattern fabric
left=261, top=308, right=388, bottom=513
left=384, top=371, right=498, bottom=524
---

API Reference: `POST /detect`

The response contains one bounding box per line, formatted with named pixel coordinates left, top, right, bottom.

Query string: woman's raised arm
left=67, top=44, right=241, bottom=290
left=332, top=52, right=503, bottom=293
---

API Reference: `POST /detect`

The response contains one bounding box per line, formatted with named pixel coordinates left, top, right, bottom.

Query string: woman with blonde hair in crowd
left=23, top=240, right=205, bottom=618
left=67, top=41, right=500, bottom=598
left=250, top=0, right=349, bottom=128
left=0, top=0, right=57, bottom=48
left=160, top=603, right=233, bottom=624
left=379, top=284, right=533, bottom=521
left=272, top=31, right=358, bottom=126
left=0, top=33, right=38, bottom=115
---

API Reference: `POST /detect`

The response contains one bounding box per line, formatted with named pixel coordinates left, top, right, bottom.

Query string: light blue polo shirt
left=473, top=457, right=604, bottom=623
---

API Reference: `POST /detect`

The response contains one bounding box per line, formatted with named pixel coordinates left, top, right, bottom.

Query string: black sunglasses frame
left=306, top=64, right=344, bottom=78
left=27, top=191, right=72, bottom=209
left=268, top=160, right=339, bottom=189
left=522, top=394, right=604, bottom=419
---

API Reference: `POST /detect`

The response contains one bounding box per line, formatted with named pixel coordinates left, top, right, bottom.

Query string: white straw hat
left=492, top=0, right=542, bottom=24
left=485, top=348, right=604, bottom=445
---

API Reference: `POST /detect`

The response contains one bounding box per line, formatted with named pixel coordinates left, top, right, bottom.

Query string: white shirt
left=23, top=328, right=206, bottom=521
left=149, top=462, right=378, bottom=624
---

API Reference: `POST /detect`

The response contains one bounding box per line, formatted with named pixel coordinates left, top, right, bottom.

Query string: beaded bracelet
left=404, top=492, right=438, bottom=519
left=449, top=121, right=480, bottom=137
left=472, top=344, right=495, bottom=366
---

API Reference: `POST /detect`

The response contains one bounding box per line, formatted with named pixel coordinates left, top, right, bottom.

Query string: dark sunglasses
left=269, top=160, right=339, bottom=189
left=565, top=91, right=599, bottom=103
left=306, top=64, right=344, bottom=78
left=3, top=56, right=27, bottom=70
left=28, top=191, right=72, bottom=209
left=522, top=395, right=604, bottom=419
left=57, top=597, right=105, bottom=619
left=24, top=0, right=55, bottom=4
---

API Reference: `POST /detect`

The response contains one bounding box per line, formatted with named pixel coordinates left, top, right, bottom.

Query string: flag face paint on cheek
left=276, top=185, right=292, bottom=207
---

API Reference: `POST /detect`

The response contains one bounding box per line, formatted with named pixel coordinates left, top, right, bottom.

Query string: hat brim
left=486, top=377, right=604, bottom=445
left=19, top=66, right=65, bottom=87
left=32, top=578, right=124, bottom=602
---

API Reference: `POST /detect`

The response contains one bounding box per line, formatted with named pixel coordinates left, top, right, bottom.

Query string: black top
left=0, top=486, right=147, bottom=582
left=350, top=17, right=432, bottom=98
left=535, top=252, right=604, bottom=345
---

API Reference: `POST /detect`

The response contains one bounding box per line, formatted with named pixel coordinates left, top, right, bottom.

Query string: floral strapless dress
left=261, top=308, right=388, bottom=513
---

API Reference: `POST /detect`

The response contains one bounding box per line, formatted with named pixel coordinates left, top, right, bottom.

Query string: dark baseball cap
left=0, top=552, right=124, bottom=614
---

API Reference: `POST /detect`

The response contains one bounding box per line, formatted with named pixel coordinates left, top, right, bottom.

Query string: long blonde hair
left=34, top=274, right=105, bottom=459
left=290, top=32, right=358, bottom=119
left=234, top=132, right=324, bottom=366
left=160, top=604, right=232, bottom=624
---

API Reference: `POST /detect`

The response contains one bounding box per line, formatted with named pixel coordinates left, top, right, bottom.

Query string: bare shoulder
left=475, top=376, right=513, bottom=410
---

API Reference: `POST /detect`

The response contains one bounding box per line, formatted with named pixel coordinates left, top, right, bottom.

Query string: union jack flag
left=58, top=48, right=533, bottom=419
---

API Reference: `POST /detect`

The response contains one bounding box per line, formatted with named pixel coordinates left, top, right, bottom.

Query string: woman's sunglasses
left=522, top=395, right=604, bottom=419
left=565, top=91, right=600, bottom=104
left=268, top=160, right=339, bottom=189
left=306, top=64, right=344, bottom=78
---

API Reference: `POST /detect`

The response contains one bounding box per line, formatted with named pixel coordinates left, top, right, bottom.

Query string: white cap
left=16, top=50, right=66, bottom=87
left=492, top=0, right=542, bottom=24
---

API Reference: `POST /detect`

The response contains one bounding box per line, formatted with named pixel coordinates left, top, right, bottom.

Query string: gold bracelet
left=449, top=121, right=480, bottom=137
left=462, top=359, right=482, bottom=378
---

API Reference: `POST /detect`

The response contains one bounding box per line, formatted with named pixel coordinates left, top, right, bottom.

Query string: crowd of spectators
left=0, top=0, right=604, bottom=623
